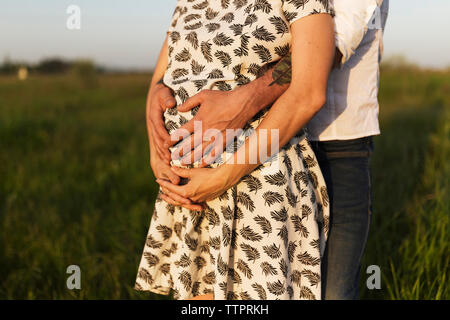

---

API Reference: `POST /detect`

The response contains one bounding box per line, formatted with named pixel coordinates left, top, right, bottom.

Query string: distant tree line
left=0, top=57, right=104, bottom=75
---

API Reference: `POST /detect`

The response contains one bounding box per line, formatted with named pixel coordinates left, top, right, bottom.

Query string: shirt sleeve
left=333, top=0, right=381, bottom=65
left=167, top=1, right=185, bottom=34
left=282, top=0, right=335, bottom=26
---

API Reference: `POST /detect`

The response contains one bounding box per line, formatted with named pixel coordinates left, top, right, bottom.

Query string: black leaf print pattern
left=279, top=258, right=288, bottom=277
left=283, top=10, right=298, bottom=22
left=233, top=0, right=248, bottom=9
left=263, top=191, right=284, bottom=206
left=321, top=186, right=329, bottom=207
left=302, top=204, right=312, bottom=220
left=308, top=171, right=319, bottom=188
left=200, top=41, right=213, bottom=62
left=165, top=120, right=178, bottom=133
left=231, top=229, right=239, bottom=249
left=203, top=271, right=217, bottom=285
left=193, top=79, right=208, bottom=91
left=247, top=63, right=261, bottom=76
left=175, top=48, right=191, bottom=62
left=162, top=243, right=178, bottom=257
left=271, top=207, right=288, bottom=222
left=205, top=22, right=221, bottom=33
left=264, top=170, right=287, bottom=186
left=193, top=0, right=209, bottom=10
left=221, top=205, right=234, bottom=221
left=217, top=254, right=228, bottom=276
left=237, top=259, right=253, bottom=279
left=240, top=291, right=252, bottom=300
left=301, top=269, right=321, bottom=287
left=252, top=44, right=273, bottom=63
left=215, top=50, right=232, bottom=67
left=253, top=0, right=272, bottom=14
left=175, top=253, right=191, bottom=267
left=291, top=215, right=309, bottom=238
left=219, top=281, right=228, bottom=296
left=170, top=31, right=181, bottom=44
left=160, top=263, right=170, bottom=276
left=194, top=256, right=207, bottom=270
left=227, top=291, right=239, bottom=300
left=288, top=0, right=310, bottom=10
left=156, top=225, right=172, bottom=240
left=178, top=271, right=192, bottom=291
left=221, top=12, right=234, bottom=23
left=222, top=223, right=232, bottom=246
left=275, top=44, right=291, bottom=57
left=285, top=186, right=299, bottom=208
left=244, top=13, right=258, bottom=26
left=206, top=207, right=220, bottom=227
left=138, top=269, right=154, bottom=285
left=240, top=225, right=263, bottom=242
left=297, top=251, right=320, bottom=266
left=175, top=87, right=189, bottom=103
left=213, top=33, right=234, bottom=46
left=199, top=241, right=210, bottom=253
left=192, top=281, right=200, bottom=296
left=179, top=115, right=188, bottom=126
left=207, top=69, right=224, bottom=79
left=277, top=225, right=289, bottom=247
left=234, top=206, right=244, bottom=220
left=144, top=252, right=160, bottom=267
left=228, top=268, right=242, bottom=284
left=221, top=0, right=230, bottom=9
left=185, top=21, right=203, bottom=30
left=254, top=215, right=272, bottom=236
left=291, top=270, right=302, bottom=287
left=145, top=235, right=163, bottom=249
left=234, top=34, right=250, bottom=57
left=240, top=243, right=260, bottom=263
left=210, top=236, right=221, bottom=250
left=184, top=234, right=198, bottom=251
left=288, top=241, right=298, bottom=263
left=261, top=262, right=278, bottom=276
left=267, top=280, right=286, bottom=296
left=252, top=283, right=267, bottom=300
left=184, top=13, right=201, bottom=23
left=237, top=191, right=255, bottom=212
left=310, top=239, right=320, bottom=249
left=205, top=7, right=219, bottom=20
left=300, top=286, right=316, bottom=300
left=172, top=68, right=189, bottom=79
left=235, top=74, right=251, bottom=85
left=252, top=26, right=276, bottom=42
left=215, top=78, right=232, bottom=89
left=263, top=243, right=282, bottom=259
left=229, top=23, right=244, bottom=36
left=185, top=31, right=199, bottom=49
left=269, top=16, right=289, bottom=36
left=283, top=153, right=293, bottom=177
left=304, top=155, right=318, bottom=168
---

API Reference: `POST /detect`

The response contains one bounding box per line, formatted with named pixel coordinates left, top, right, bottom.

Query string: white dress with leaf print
left=135, top=0, right=333, bottom=300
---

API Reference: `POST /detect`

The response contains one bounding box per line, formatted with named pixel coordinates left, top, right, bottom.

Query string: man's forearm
left=234, top=55, right=291, bottom=120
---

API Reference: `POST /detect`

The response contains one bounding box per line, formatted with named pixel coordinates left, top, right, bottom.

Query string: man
left=147, top=0, right=389, bottom=299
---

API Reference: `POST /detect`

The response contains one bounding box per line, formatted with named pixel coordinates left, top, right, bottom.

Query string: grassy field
left=0, top=67, right=448, bottom=300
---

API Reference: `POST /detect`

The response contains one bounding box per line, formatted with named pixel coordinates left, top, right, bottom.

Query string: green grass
left=0, top=68, right=448, bottom=300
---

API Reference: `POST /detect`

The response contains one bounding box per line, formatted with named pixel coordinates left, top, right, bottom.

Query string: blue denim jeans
left=310, top=137, right=374, bottom=300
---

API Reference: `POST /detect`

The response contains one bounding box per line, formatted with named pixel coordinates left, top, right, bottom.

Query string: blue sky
left=0, top=0, right=449, bottom=69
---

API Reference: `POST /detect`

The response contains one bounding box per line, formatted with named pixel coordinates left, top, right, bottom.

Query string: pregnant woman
left=135, top=0, right=335, bottom=300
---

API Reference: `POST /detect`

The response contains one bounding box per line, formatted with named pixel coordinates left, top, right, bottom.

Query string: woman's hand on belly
left=156, top=165, right=237, bottom=204
left=151, top=148, right=204, bottom=211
